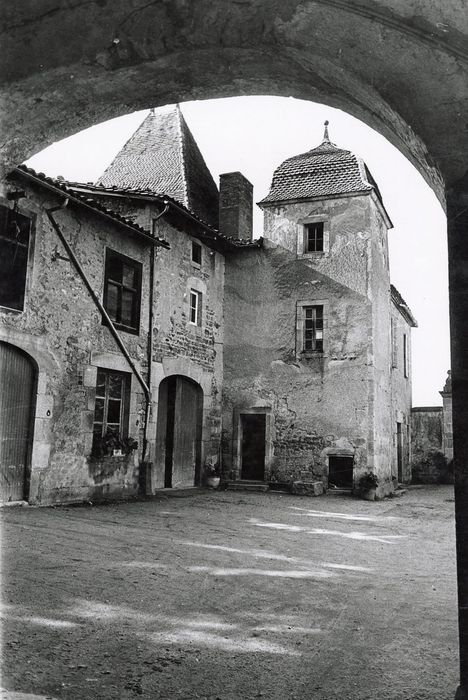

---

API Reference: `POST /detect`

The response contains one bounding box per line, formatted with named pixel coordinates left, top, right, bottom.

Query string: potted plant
left=205, top=463, right=221, bottom=489
left=358, top=471, right=379, bottom=501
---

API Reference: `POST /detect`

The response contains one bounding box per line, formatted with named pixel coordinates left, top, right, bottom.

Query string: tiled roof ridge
left=65, top=180, right=259, bottom=250
left=175, top=104, right=189, bottom=209
left=14, top=165, right=169, bottom=248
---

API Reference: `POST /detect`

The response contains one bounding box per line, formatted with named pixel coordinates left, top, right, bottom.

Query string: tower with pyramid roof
left=222, top=122, right=416, bottom=494
left=97, top=105, right=219, bottom=227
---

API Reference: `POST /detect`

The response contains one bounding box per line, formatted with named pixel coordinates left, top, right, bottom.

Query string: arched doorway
left=156, top=375, right=203, bottom=488
left=0, top=342, right=36, bottom=502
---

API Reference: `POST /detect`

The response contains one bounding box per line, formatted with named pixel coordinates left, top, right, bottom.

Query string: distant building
left=411, top=371, right=453, bottom=484
left=0, top=107, right=416, bottom=504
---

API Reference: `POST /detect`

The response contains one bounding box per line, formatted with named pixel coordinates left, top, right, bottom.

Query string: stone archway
left=2, top=2, right=468, bottom=696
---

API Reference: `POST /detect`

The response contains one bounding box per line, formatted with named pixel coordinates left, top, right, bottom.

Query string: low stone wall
left=411, top=407, right=453, bottom=484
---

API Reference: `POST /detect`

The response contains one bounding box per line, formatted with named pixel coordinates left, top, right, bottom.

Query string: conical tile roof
left=259, top=122, right=379, bottom=206
left=97, top=105, right=219, bottom=227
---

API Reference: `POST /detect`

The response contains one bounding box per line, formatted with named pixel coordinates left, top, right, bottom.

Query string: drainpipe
left=143, top=203, right=169, bottom=487
left=45, top=202, right=153, bottom=461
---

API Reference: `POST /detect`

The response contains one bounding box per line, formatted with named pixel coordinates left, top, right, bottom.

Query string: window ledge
left=0, top=305, right=23, bottom=315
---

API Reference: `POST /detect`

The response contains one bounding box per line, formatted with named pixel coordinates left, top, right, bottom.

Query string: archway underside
left=1, top=0, right=468, bottom=204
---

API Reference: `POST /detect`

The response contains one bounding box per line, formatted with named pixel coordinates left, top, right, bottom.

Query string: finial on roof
left=323, top=120, right=330, bottom=143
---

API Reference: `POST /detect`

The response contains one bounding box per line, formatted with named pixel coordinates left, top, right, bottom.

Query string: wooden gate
left=157, top=376, right=203, bottom=488
left=0, top=342, right=36, bottom=502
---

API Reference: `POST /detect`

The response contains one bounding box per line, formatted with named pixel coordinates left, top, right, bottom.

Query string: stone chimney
left=219, top=172, right=253, bottom=240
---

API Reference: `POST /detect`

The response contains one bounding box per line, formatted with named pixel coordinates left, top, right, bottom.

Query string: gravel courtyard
left=0, top=485, right=459, bottom=699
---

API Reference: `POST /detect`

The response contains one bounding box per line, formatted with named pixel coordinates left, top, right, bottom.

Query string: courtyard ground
left=0, top=485, right=459, bottom=700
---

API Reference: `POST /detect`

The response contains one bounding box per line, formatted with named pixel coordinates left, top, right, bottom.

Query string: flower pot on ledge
left=206, top=476, right=221, bottom=489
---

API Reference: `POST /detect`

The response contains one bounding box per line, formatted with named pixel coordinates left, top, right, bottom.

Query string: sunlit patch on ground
left=147, top=629, right=301, bottom=655
left=189, top=565, right=337, bottom=578
left=289, top=507, right=397, bottom=522
left=249, top=519, right=407, bottom=544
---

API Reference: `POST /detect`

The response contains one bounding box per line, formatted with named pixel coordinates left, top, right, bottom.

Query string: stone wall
left=390, top=299, right=413, bottom=484
left=223, top=192, right=394, bottom=496
left=410, top=407, right=452, bottom=483
left=0, top=179, right=151, bottom=504
left=222, top=233, right=373, bottom=488
left=87, top=193, right=225, bottom=490
left=0, top=181, right=225, bottom=503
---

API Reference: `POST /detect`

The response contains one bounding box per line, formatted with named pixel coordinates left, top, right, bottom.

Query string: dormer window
left=304, top=222, right=324, bottom=253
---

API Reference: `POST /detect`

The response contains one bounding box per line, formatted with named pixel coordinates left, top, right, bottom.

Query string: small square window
left=192, top=241, right=202, bottom=266
left=304, top=222, right=324, bottom=253
left=189, top=289, right=202, bottom=326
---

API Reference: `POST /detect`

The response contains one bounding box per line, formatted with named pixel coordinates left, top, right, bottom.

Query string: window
left=189, top=289, right=202, bottom=326
left=191, top=240, right=202, bottom=266
left=92, top=368, right=130, bottom=455
left=0, top=204, right=32, bottom=311
left=391, top=318, right=398, bottom=368
left=304, top=222, right=324, bottom=253
left=403, top=333, right=409, bottom=378
left=104, top=249, right=142, bottom=333
left=302, top=305, right=324, bottom=352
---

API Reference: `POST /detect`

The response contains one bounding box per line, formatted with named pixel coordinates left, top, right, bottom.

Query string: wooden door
left=0, top=343, right=36, bottom=502
left=241, top=413, right=266, bottom=481
left=172, top=377, right=202, bottom=488
left=157, top=376, right=203, bottom=489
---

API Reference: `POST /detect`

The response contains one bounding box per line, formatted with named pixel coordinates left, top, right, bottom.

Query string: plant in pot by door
left=205, top=463, right=221, bottom=489
left=358, top=471, right=379, bottom=501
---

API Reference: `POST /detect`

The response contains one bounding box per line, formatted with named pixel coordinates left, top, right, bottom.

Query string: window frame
left=103, top=248, right=142, bottom=335
left=304, top=221, right=324, bottom=253
left=296, top=300, right=327, bottom=356
left=191, top=240, right=202, bottom=267
left=189, top=289, right=202, bottom=326
left=403, top=333, right=410, bottom=379
left=92, top=368, right=131, bottom=455
left=297, top=215, right=329, bottom=257
left=0, top=202, right=34, bottom=313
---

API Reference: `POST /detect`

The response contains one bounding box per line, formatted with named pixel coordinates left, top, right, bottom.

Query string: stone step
left=225, top=480, right=270, bottom=492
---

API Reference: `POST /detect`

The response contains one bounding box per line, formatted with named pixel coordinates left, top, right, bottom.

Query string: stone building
left=222, top=125, right=416, bottom=497
left=0, top=106, right=415, bottom=504
left=411, top=371, right=453, bottom=483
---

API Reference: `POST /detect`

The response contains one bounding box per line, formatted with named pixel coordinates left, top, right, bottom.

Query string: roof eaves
left=391, top=284, right=418, bottom=327
left=13, top=166, right=170, bottom=248
left=257, top=188, right=375, bottom=208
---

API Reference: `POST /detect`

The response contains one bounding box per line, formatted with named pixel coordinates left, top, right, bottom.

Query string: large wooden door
left=157, top=376, right=203, bottom=488
left=241, top=413, right=266, bottom=481
left=0, top=343, right=36, bottom=502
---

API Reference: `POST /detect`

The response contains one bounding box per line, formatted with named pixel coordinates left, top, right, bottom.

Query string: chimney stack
left=219, top=172, right=253, bottom=240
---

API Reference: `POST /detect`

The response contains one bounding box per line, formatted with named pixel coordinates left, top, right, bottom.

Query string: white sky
left=26, top=96, right=449, bottom=406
